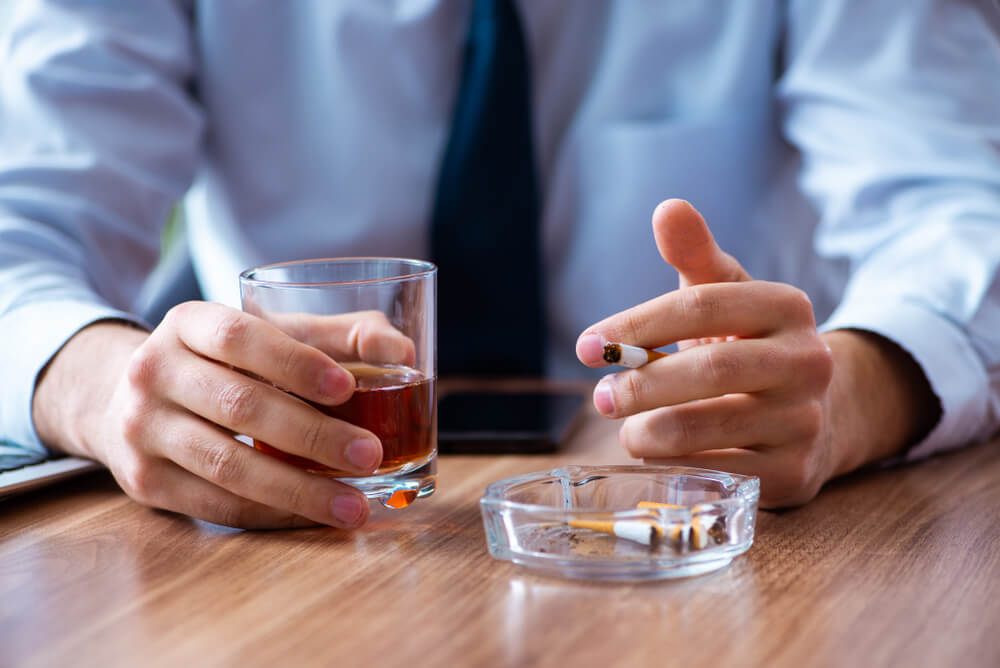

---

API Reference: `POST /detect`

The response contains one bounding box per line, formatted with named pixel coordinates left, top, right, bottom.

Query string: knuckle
left=793, top=339, right=834, bottom=390
left=125, top=345, right=161, bottom=392
left=617, top=419, right=640, bottom=455
left=618, top=371, right=646, bottom=408
left=619, top=415, right=653, bottom=457
left=116, top=455, right=156, bottom=504
left=782, top=286, right=816, bottom=324
left=162, top=300, right=208, bottom=335
left=618, top=309, right=649, bottom=344
left=212, top=313, right=251, bottom=355
left=277, top=341, right=307, bottom=381
left=788, top=454, right=821, bottom=500
left=199, top=442, right=245, bottom=487
left=163, top=301, right=195, bottom=327
left=661, top=409, right=697, bottom=452
left=683, top=285, right=722, bottom=320
left=349, top=315, right=389, bottom=356
left=799, top=400, right=825, bottom=439
left=119, top=399, right=149, bottom=444
left=807, top=342, right=835, bottom=387
left=770, top=444, right=825, bottom=507
left=765, top=473, right=807, bottom=509
left=754, top=345, right=784, bottom=376
left=356, top=323, right=380, bottom=360
left=717, top=409, right=748, bottom=437
left=208, top=500, right=250, bottom=529
left=215, top=382, right=259, bottom=428
left=699, top=347, right=742, bottom=385
left=361, top=309, right=390, bottom=325
left=298, top=417, right=329, bottom=461
left=355, top=310, right=393, bottom=346
left=280, top=478, right=311, bottom=516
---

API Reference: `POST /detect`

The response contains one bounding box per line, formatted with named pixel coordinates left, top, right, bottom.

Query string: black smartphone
left=437, top=390, right=587, bottom=454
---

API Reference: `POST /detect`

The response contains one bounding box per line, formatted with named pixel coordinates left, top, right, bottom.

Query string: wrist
left=822, top=329, right=941, bottom=477
left=32, top=321, right=148, bottom=461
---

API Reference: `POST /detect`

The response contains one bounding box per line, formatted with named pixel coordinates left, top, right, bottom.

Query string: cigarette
left=689, top=518, right=710, bottom=550
left=637, top=501, right=728, bottom=549
left=567, top=518, right=664, bottom=547
left=636, top=501, right=686, bottom=510
left=560, top=502, right=725, bottom=551
left=602, top=342, right=668, bottom=368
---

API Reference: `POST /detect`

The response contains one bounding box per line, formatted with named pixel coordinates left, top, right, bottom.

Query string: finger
left=592, top=338, right=806, bottom=418
left=618, top=394, right=820, bottom=459
left=652, top=199, right=751, bottom=287
left=266, top=310, right=417, bottom=367
left=157, top=354, right=382, bottom=475
left=165, top=302, right=357, bottom=406
left=119, top=457, right=319, bottom=529
left=142, top=412, right=371, bottom=528
left=576, top=281, right=814, bottom=365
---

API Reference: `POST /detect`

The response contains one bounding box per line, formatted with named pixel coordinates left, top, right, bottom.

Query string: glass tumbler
left=239, top=258, right=437, bottom=509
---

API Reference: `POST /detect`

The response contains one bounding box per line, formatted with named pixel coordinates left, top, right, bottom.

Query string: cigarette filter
left=636, top=501, right=686, bottom=510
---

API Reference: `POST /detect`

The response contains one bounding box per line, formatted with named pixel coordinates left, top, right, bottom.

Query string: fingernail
left=594, top=376, right=616, bottom=416
left=320, top=367, right=351, bottom=400
left=331, top=494, right=367, bottom=527
left=577, top=333, right=607, bottom=366
left=345, top=438, right=381, bottom=472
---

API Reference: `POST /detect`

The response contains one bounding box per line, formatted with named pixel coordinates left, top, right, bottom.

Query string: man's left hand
left=577, top=199, right=937, bottom=507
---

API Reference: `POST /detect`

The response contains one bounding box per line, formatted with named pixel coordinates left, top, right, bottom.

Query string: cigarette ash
left=523, top=524, right=658, bottom=559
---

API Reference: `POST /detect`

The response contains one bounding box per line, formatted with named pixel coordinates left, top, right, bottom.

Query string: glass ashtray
left=480, top=465, right=759, bottom=580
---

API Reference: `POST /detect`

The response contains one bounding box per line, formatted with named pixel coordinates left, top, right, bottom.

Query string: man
left=1, top=1, right=998, bottom=529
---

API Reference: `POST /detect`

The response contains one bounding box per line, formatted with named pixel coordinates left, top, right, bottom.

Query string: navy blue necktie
left=430, top=0, right=545, bottom=377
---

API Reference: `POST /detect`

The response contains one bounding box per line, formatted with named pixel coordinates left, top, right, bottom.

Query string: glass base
left=337, top=456, right=436, bottom=509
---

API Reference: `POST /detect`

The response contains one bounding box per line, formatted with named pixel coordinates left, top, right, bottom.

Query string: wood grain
left=2, top=390, right=999, bottom=668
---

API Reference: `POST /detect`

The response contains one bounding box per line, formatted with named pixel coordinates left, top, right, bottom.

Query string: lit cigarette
left=567, top=518, right=664, bottom=547
left=602, top=342, right=668, bottom=368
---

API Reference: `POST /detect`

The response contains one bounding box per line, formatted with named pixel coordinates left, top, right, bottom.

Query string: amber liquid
left=254, top=363, right=436, bottom=476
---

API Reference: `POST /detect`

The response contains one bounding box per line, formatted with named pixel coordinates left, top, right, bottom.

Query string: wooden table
left=3, top=392, right=1000, bottom=668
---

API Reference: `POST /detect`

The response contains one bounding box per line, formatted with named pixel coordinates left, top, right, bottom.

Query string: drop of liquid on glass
left=381, top=489, right=418, bottom=509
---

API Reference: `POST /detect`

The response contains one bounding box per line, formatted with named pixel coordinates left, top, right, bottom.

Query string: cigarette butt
left=602, top=342, right=668, bottom=368
left=639, top=502, right=723, bottom=551
left=707, top=517, right=728, bottom=545
left=567, top=519, right=663, bottom=547
left=667, top=523, right=689, bottom=548
left=636, top=501, right=686, bottom=510
left=690, top=520, right=710, bottom=550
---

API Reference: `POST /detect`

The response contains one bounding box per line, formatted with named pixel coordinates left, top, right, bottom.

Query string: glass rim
left=479, top=465, right=761, bottom=516
left=239, top=257, right=438, bottom=288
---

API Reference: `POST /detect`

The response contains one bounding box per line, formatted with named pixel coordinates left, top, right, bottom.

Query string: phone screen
left=437, top=390, right=586, bottom=454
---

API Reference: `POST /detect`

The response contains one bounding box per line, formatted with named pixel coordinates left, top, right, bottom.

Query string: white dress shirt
left=1, top=0, right=998, bottom=462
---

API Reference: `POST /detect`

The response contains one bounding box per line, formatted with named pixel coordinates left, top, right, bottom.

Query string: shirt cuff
left=820, top=296, right=992, bottom=462
left=0, top=300, right=148, bottom=456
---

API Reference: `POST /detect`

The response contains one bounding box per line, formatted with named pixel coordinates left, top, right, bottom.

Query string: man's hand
left=32, top=301, right=414, bottom=529
left=577, top=200, right=939, bottom=507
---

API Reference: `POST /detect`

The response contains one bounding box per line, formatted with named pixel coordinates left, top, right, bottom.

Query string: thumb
left=652, top=199, right=751, bottom=287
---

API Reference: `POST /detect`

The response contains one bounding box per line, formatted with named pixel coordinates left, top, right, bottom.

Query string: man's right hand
left=32, top=301, right=413, bottom=529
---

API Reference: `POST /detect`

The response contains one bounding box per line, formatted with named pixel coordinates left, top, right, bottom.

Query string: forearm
left=32, top=322, right=148, bottom=462
left=782, top=0, right=1000, bottom=462
left=823, top=329, right=941, bottom=477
